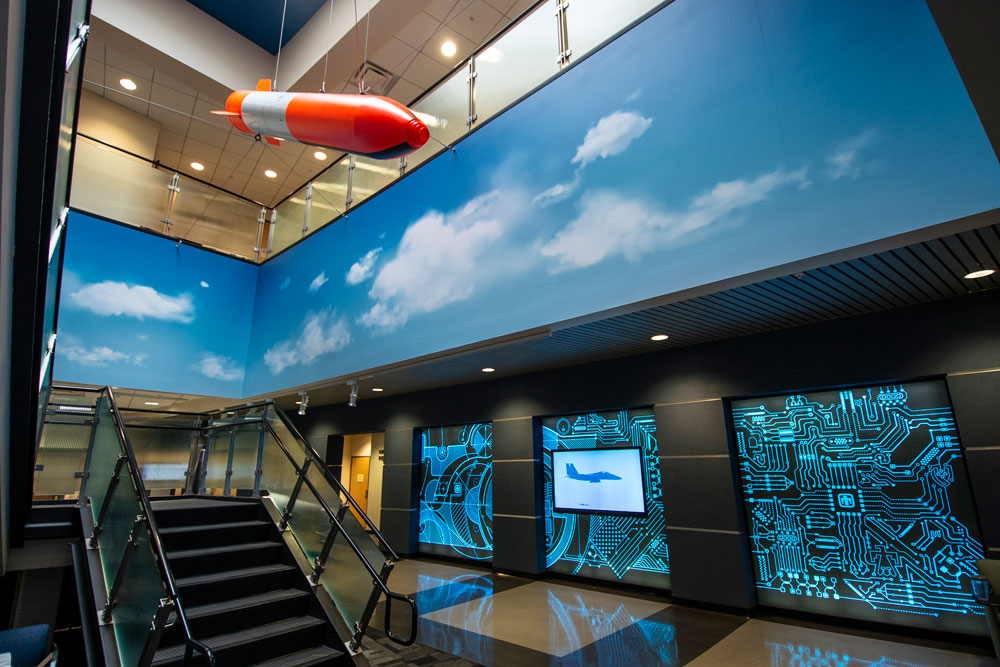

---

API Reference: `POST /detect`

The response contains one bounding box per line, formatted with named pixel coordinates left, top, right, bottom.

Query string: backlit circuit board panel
left=732, top=380, right=985, bottom=634
left=542, top=409, right=669, bottom=589
left=418, top=422, right=493, bottom=560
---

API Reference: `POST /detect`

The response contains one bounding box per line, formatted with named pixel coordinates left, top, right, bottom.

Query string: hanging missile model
left=214, top=79, right=430, bottom=159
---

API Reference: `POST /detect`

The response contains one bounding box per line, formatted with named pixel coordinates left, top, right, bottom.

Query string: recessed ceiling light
left=964, top=268, right=995, bottom=279
left=441, top=40, right=457, bottom=57
left=294, top=400, right=302, bottom=404
left=482, top=367, right=495, bottom=373
left=372, top=387, right=384, bottom=392
left=650, top=334, right=669, bottom=341
left=313, top=151, right=327, bottom=160
left=264, top=169, right=277, bottom=179
left=119, top=78, right=137, bottom=91
left=190, top=162, right=205, bottom=171
left=144, top=401, right=160, bottom=406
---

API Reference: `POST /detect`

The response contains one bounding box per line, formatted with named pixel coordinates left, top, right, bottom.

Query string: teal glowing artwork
left=542, top=410, right=668, bottom=589
left=732, top=380, right=986, bottom=634
left=418, top=423, right=493, bottom=560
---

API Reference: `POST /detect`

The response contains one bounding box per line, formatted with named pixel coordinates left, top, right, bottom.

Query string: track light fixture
left=297, top=390, right=309, bottom=415
left=348, top=380, right=359, bottom=408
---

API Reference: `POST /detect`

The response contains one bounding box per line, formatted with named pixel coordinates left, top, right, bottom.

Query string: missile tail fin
left=265, top=136, right=282, bottom=146
left=256, top=79, right=273, bottom=91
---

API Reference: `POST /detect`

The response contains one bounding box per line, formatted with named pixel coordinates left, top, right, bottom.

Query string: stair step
left=158, top=519, right=273, bottom=549
left=24, top=521, right=76, bottom=539
left=166, top=540, right=283, bottom=576
left=187, top=588, right=311, bottom=619
left=152, top=616, right=328, bottom=666
left=247, top=646, right=344, bottom=667
left=152, top=498, right=262, bottom=528
left=176, top=563, right=296, bottom=588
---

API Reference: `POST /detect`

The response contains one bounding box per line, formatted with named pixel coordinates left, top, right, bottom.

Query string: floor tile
left=686, top=619, right=1000, bottom=667
left=388, top=558, right=493, bottom=596
left=423, top=580, right=669, bottom=657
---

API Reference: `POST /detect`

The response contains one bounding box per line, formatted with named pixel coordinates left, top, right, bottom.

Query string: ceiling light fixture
left=313, top=151, right=327, bottom=160
left=297, top=390, right=309, bottom=415
left=441, top=40, right=457, bottom=57
left=964, top=268, right=995, bottom=280
left=190, top=162, right=205, bottom=171
left=264, top=169, right=278, bottom=179
left=650, top=334, right=669, bottom=341
left=482, top=367, right=495, bottom=373
left=144, top=401, right=160, bottom=406
left=348, top=380, right=359, bottom=407
left=372, top=387, right=384, bottom=392
left=119, top=78, right=137, bottom=90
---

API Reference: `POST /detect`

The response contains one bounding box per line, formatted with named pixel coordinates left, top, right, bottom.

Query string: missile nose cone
left=406, top=117, right=429, bottom=148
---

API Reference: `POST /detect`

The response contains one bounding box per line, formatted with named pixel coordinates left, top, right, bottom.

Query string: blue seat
left=0, top=624, right=54, bottom=667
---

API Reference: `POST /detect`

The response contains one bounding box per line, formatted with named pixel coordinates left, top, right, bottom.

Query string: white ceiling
left=79, top=0, right=538, bottom=208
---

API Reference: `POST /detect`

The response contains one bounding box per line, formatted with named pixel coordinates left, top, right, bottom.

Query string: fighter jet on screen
left=565, top=463, right=622, bottom=483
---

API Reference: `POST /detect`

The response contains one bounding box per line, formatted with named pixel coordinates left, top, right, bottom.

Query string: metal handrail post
left=279, top=457, right=311, bottom=531
left=77, top=395, right=102, bottom=504
left=310, top=503, right=349, bottom=584
left=137, top=598, right=174, bottom=667
left=223, top=425, right=237, bottom=495
left=102, top=514, right=145, bottom=622
left=89, top=454, right=126, bottom=547
left=253, top=407, right=268, bottom=496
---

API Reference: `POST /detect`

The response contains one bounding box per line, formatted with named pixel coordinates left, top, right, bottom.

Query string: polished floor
left=371, top=558, right=999, bottom=667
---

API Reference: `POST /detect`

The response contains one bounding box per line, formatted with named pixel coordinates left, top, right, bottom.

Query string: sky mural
left=57, top=0, right=1000, bottom=398
left=55, top=212, right=257, bottom=396
left=242, top=0, right=1000, bottom=395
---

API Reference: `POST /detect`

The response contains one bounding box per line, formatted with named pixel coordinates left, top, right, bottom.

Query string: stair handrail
left=101, top=387, right=216, bottom=666
left=265, top=402, right=401, bottom=561
left=257, top=415, right=417, bottom=647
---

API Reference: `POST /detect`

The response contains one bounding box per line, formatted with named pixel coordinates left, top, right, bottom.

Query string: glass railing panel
left=349, top=156, right=397, bottom=210
left=306, top=464, right=385, bottom=564
left=111, top=528, right=164, bottom=667
left=475, top=0, right=560, bottom=124
left=202, top=428, right=231, bottom=494
left=168, top=175, right=261, bottom=260
left=129, top=427, right=197, bottom=495
left=87, top=398, right=125, bottom=519
left=96, top=467, right=142, bottom=597
left=566, top=0, right=665, bottom=61
left=300, top=158, right=350, bottom=237
left=70, top=137, right=171, bottom=231
left=271, top=187, right=308, bottom=254
left=264, top=410, right=309, bottom=460
left=258, top=431, right=300, bottom=513
left=34, top=421, right=92, bottom=499
left=405, top=71, right=471, bottom=172
left=229, top=423, right=263, bottom=494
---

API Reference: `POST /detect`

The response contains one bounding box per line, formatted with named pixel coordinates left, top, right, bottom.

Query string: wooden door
left=349, top=456, right=370, bottom=521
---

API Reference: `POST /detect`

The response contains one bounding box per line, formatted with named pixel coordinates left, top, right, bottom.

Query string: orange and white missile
left=215, top=79, right=429, bottom=159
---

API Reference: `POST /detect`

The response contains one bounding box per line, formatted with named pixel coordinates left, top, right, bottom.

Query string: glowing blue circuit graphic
left=732, top=380, right=986, bottom=635
left=543, top=410, right=669, bottom=589
left=418, top=423, right=493, bottom=560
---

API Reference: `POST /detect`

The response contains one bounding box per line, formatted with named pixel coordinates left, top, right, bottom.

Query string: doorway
left=349, top=455, right=370, bottom=521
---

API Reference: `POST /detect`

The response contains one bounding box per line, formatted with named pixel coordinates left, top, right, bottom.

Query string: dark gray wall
left=294, top=290, right=1000, bottom=607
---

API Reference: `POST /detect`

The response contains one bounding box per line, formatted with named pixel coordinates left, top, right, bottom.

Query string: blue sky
left=242, top=0, right=1000, bottom=396
left=56, top=0, right=1000, bottom=398
left=55, top=213, right=257, bottom=396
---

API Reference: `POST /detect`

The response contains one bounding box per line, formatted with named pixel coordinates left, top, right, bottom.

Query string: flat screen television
left=552, top=447, right=647, bottom=515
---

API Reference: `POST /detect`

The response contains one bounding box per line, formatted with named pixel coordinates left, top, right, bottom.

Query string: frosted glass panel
left=71, top=138, right=170, bottom=230
left=405, top=72, right=470, bottom=172
left=567, top=0, right=664, bottom=59
left=34, top=422, right=91, bottom=498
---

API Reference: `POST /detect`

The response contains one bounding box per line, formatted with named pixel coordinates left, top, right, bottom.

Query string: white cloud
left=533, top=175, right=580, bottom=207
left=571, top=110, right=652, bottom=168
left=280, top=277, right=291, bottom=290
left=136, top=334, right=149, bottom=341
left=359, top=191, right=525, bottom=333
left=264, top=308, right=351, bottom=374
left=826, top=129, right=878, bottom=180
left=346, top=247, right=382, bottom=285
left=626, top=88, right=642, bottom=102
left=197, top=353, right=243, bottom=382
left=70, top=281, right=194, bottom=323
left=200, top=281, right=210, bottom=288
left=308, top=271, right=329, bottom=292
left=62, top=343, right=145, bottom=367
left=541, top=166, right=808, bottom=271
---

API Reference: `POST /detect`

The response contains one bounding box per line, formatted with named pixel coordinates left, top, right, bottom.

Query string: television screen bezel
left=552, top=446, right=648, bottom=516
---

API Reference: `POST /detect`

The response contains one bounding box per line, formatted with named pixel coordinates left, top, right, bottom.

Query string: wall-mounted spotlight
left=297, top=390, right=309, bottom=415
left=348, top=380, right=359, bottom=407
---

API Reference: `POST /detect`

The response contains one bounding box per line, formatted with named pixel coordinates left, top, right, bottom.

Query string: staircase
left=150, top=497, right=349, bottom=667
left=25, top=501, right=80, bottom=539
